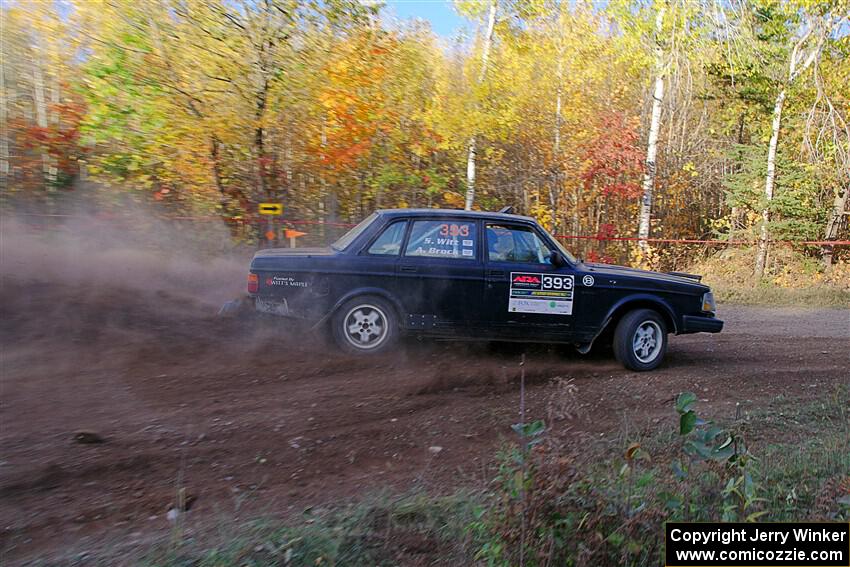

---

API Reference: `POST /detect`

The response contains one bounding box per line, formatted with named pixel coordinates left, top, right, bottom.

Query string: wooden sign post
left=285, top=229, right=306, bottom=248
left=258, top=203, right=283, bottom=247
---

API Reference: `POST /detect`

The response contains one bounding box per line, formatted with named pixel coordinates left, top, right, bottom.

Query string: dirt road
left=1, top=278, right=847, bottom=564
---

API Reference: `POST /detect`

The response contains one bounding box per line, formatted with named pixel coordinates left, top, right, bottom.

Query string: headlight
left=701, top=291, right=716, bottom=313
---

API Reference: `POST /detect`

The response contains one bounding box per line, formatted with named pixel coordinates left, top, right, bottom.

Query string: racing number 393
left=542, top=275, right=572, bottom=290
left=439, top=223, right=469, bottom=237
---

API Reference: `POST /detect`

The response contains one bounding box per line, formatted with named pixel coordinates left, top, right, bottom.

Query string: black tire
left=331, top=296, right=399, bottom=355
left=612, top=308, right=668, bottom=371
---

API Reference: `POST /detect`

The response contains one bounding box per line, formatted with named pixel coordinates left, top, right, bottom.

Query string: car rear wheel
left=332, top=296, right=398, bottom=355
left=613, top=309, right=668, bottom=371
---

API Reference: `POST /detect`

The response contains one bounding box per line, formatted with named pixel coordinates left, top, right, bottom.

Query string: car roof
left=376, top=208, right=537, bottom=223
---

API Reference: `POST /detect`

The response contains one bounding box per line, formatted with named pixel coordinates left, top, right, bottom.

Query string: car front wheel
left=613, top=309, right=668, bottom=371
left=332, top=296, right=398, bottom=355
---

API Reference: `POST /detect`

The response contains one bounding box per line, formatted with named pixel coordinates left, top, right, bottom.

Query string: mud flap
left=576, top=342, right=593, bottom=355
left=218, top=298, right=245, bottom=317
left=254, top=297, right=290, bottom=317
left=218, top=296, right=263, bottom=318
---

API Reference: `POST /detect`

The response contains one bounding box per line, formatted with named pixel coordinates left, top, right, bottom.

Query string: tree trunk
left=755, top=89, right=786, bottom=277
left=464, top=0, right=497, bottom=211
left=210, top=136, right=225, bottom=194
left=49, top=43, right=59, bottom=185
left=255, top=122, right=267, bottom=198
left=254, top=79, right=269, bottom=199
left=638, top=2, right=666, bottom=250
left=32, top=49, right=51, bottom=188
left=822, top=184, right=848, bottom=270
left=572, top=186, right=580, bottom=236
left=320, top=118, right=330, bottom=233
left=465, top=136, right=477, bottom=211
left=0, top=41, right=9, bottom=192
left=754, top=20, right=829, bottom=276
left=824, top=185, right=848, bottom=241
left=550, top=58, right=563, bottom=233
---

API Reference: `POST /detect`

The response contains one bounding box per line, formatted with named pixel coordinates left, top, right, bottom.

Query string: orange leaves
left=580, top=111, right=644, bottom=200
left=313, top=31, right=397, bottom=176
left=13, top=95, right=88, bottom=186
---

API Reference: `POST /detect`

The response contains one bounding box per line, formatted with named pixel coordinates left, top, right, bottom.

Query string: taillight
left=247, top=273, right=258, bottom=293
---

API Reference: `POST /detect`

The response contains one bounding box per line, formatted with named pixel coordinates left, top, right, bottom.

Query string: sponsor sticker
left=583, top=275, right=595, bottom=286
left=266, top=275, right=308, bottom=288
left=508, top=272, right=574, bottom=315
left=511, top=273, right=542, bottom=288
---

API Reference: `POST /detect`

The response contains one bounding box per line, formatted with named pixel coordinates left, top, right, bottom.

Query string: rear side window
left=331, top=212, right=378, bottom=251
left=404, top=220, right=477, bottom=260
left=367, top=221, right=408, bottom=256
left=486, top=224, right=551, bottom=264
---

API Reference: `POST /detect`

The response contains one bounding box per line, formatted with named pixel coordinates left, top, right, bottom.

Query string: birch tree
left=548, top=1, right=572, bottom=234
left=0, top=20, right=9, bottom=192
left=5, top=0, right=846, bottom=268
left=803, top=13, right=850, bottom=269
left=461, top=0, right=498, bottom=210
left=637, top=1, right=667, bottom=250
left=754, top=12, right=835, bottom=277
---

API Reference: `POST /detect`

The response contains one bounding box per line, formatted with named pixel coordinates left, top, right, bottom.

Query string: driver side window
left=485, top=224, right=551, bottom=264
left=367, top=221, right=408, bottom=256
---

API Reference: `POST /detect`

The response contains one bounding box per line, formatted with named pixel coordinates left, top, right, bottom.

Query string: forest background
left=2, top=0, right=849, bottom=292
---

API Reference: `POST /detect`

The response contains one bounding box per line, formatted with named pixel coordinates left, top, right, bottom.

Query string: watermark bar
left=666, top=522, right=850, bottom=567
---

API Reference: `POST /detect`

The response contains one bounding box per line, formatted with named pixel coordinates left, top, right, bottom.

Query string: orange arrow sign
left=284, top=229, right=306, bottom=239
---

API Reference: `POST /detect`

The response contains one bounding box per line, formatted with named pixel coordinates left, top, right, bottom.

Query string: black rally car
left=247, top=209, right=722, bottom=371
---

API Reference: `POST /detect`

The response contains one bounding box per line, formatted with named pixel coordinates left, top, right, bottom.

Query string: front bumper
left=681, top=314, right=724, bottom=334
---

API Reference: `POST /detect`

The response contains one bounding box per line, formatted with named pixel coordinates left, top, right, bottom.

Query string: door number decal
left=509, top=272, right=574, bottom=316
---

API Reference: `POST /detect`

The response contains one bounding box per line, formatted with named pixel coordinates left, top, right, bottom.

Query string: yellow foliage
left=442, top=191, right=465, bottom=209
left=529, top=202, right=553, bottom=231
left=629, top=244, right=662, bottom=271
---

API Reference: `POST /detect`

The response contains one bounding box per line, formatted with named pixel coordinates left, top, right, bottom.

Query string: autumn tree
left=2, top=0, right=846, bottom=271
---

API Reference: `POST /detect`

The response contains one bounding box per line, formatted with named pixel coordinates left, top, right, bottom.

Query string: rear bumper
left=254, top=296, right=291, bottom=316
left=681, top=314, right=723, bottom=334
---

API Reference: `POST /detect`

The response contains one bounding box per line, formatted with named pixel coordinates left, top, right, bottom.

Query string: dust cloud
left=1, top=210, right=249, bottom=308
left=0, top=190, right=260, bottom=355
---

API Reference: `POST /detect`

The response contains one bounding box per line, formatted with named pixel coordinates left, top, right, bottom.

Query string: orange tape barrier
left=553, top=234, right=850, bottom=246
left=7, top=212, right=849, bottom=246
left=8, top=212, right=358, bottom=228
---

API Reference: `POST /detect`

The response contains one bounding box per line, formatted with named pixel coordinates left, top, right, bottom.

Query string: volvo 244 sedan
left=247, top=208, right=722, bottom=371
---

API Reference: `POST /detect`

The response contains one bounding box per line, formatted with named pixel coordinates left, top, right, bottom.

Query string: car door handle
left=488, top=270, right=505, bottom=278
left=400, top=265, right=418, bottom=273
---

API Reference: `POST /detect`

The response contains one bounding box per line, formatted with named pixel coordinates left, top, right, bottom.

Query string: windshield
left=331, top=212, right=378, bottom=251
left=539, top=225, right=579, bottom=264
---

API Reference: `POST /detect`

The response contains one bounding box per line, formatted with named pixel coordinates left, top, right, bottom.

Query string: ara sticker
left=508, top=272, right=573, bottom=315
left=582, top=275, right=595, bottom=286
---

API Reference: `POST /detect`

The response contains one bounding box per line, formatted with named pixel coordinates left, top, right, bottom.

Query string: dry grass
left=691, top=247, right=850, bottom=307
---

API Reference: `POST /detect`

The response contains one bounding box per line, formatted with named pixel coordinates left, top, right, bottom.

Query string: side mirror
left=549, top=250, right=566, bottom=268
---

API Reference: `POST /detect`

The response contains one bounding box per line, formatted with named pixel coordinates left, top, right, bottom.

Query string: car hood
left=582, top=262, right=709, bottom=289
